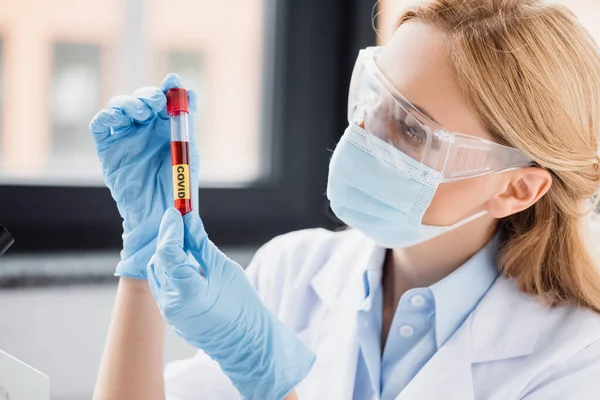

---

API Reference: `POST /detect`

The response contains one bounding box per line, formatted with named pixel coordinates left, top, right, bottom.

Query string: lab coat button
left=411, top=295, right=426, bottom=307
left=399, top=324, right=414, bottom=337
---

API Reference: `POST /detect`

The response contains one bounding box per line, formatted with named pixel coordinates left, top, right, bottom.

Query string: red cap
left=166, top=88, right=189, bottom=116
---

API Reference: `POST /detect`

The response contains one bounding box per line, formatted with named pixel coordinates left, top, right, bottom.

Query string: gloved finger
left=147, top=263, right=171, bottom=318
left=147, top=261, right=163, bottom=293
left=154, top=275, right=208, bottom=323
left=188, top=89, right=199, bottom=116
left=148, top=254, right=199, bottom=302
left=186, top=90, right=199, bottom=147
left=183, top=211, right=235, bottom=277
left=149, top=252, right=169, bottom=287
left=186, top=90, right=199, bottom=146
left=132, top=86, right=167, bottom=113
left=108, top=95, right=154, bottom=123
left=156, top=208, right=189, bottom=268
left=156, top=208, right=201, bottom=281
left=158, top=73, right=185, bottom=119
left=89, top=108, right=131, bottom=144
left=160, top=73, right=183, bottom=92
left=149, top=254, right=208, bottom=319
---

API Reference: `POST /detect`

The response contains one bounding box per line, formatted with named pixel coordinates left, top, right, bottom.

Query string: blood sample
left=166, top=88, right=193, bottom=215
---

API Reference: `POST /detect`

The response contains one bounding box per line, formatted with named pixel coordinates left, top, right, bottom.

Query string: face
left=375, top=22, right=551, bottom=226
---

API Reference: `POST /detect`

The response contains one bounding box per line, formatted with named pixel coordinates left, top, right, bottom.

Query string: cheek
left=422, top=176, right=495, bottom=226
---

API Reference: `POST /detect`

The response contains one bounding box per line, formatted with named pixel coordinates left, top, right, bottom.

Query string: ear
left=486, top=167, right=553, bottom=218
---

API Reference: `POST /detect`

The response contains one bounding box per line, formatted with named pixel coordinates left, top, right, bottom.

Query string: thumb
left=183, top=212, right=234, bottom=277
left=155, top=208, right=189, bottom=273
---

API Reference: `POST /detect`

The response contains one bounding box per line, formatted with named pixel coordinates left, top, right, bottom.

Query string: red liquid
left=170, top=141, right=193, bottom=215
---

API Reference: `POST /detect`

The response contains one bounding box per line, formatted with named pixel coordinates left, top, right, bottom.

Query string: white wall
left=0, top=284, right=195, bottom=400
left=0, top=248, right=255, bottom=400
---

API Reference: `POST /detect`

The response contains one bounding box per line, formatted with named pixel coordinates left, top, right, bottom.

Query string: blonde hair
left=397, top=0, right=600, bottom=310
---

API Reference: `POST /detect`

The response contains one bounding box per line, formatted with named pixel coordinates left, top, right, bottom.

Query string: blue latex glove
left=148, top=208, right=316, bottom=400
left=89, top=74, right=199, bottom=279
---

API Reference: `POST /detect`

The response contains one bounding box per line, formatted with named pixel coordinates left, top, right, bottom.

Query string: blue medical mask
left=326, top=124, right=487, bottom=248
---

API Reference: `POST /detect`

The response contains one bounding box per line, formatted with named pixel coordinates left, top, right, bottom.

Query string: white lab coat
left=165, top=228, right=600, bottom=400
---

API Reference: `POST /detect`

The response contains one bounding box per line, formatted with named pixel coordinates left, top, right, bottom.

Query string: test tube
left=166, top=88, right=193, bottom=215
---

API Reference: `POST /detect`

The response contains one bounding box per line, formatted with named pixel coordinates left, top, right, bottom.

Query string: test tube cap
left=0, top=225, right=14, bottom=256
left=166, top=88, right=189, bottom=116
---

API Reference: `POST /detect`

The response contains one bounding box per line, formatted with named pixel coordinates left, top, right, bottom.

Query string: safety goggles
left=348, top=46, right=533, bottom=182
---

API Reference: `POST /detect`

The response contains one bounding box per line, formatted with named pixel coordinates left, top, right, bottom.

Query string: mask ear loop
left=446, top=210, right=489, bottom=230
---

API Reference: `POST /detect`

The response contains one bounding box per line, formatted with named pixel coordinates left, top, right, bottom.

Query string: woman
left=91, top=0, right=600, bottom=399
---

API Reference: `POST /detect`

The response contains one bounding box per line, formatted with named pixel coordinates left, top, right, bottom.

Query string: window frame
left=0, top=0, right=378, bottom=252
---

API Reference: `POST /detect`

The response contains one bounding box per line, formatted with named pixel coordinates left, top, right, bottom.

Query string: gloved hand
left=147, top=208, right=315, bottom=400
left=89, top=74, right=199, bottom=279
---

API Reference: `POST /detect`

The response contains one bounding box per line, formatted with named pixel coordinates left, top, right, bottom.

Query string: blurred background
left=0, top=0, right=599, bottom=398
left=0, top=0, right=266, bottom=186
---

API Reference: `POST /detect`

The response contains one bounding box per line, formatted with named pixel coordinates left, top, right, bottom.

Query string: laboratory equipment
left=167, top=88, right=193, bottom=215
left=0, top=349, right=49, bottom=400
left=0, top=225, right=14, bottom=256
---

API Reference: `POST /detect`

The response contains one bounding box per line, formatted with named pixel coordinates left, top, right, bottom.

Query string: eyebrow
left=411, top=102, right=440, bottom=125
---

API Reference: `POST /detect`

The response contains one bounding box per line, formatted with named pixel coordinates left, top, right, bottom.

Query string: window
left=51, top=43, right=103, bottom=184
left=160, top=48, right=266, bottom=186
left=1, top=0, right=378, bottom=252
left=146, top=0, right=268, bottom=187
left=0, top=0, right=266, bottom=187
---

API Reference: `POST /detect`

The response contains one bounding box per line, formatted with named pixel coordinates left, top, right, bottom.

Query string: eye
left=404, top=125, right=425, bottom=143
left=394, top=118, right=427, bottom=145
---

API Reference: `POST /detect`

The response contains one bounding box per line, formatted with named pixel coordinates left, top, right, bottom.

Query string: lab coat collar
left=429, top=235, right=500, bottom=349
left=296, top=230, right=383, bottom=400
left=469, top=276, right=546, bottom=363
left=310, top=229, right=385, bottom=311
left=306, top=230, right=546, bottom=400
left=310, top=230, right=545, bottom=360
left=397, top=277, right=546, bottom=400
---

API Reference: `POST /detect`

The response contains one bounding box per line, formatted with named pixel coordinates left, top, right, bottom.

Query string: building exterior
left=0, top=0, right=265, bottom=186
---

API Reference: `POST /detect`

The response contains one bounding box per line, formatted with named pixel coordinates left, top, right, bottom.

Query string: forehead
left=376, top=21, right=491, bottom=140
